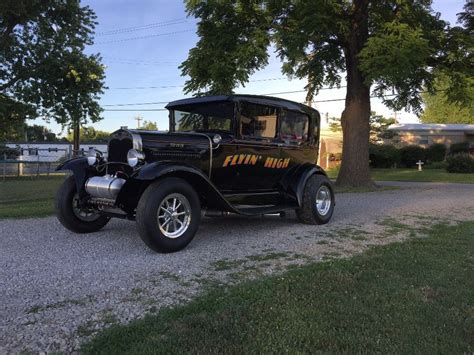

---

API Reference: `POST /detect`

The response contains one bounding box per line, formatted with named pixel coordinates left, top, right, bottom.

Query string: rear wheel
left=55, top=176, right=110, bottom=233
left=136, top=177, right=201, bottom=253
left=296, top=174, right=334, bottom=225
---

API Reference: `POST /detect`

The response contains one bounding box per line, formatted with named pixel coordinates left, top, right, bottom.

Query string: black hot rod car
left=56, top=95, right=334, bottom=252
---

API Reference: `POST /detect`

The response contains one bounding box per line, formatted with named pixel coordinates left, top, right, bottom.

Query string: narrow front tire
left=55, top=176, right=110, bottom=233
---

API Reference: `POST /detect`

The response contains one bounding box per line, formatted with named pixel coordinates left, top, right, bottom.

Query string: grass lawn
left=82, top=221, right=474, bottom=354
left=0, top=175, right=66, bottom=219
left=0, top=168, right=471, bottom=219
left=371, top=168, right=474, bottom=184
left=328, top=168, right=474, bottom=184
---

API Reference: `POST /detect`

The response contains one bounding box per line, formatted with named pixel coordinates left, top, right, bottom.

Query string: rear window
left=280, top=110, right=309, bottom=144
left=240, top=102, right=277, bottom=139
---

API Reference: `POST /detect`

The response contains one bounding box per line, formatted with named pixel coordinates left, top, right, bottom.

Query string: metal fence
left=0, top=148, right=72, bottom=179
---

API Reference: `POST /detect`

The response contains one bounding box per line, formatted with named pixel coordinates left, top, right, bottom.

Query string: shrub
left=369, top=143, right=400, bottom=168
left=399, top=145, right=426, bottom=168
left=446, top=153, right=474, bottom=173
left=426, top=143, right=447, bottom=162
left=449, top=142, right=469, bottom=155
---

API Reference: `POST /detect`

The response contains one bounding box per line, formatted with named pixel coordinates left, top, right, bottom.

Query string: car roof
left=165, top=94, right=319, bottom=116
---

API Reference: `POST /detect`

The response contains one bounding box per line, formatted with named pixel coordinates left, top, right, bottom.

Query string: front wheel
left=136, top=177, right=201, bottom=253
left=296, top=174, right=334, bottom=225
left=55, top=176, right=110, bottom=233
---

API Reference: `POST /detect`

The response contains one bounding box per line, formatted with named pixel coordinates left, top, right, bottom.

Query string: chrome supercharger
left=85, top=175, right=126, bottom=200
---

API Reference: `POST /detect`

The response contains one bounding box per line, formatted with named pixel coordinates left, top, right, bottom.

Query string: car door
left=278, top=109, right=314, bottom=172
left=227, top=102, right=284, bottom=191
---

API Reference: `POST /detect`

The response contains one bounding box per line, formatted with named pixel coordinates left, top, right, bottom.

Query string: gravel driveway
left=1, top=181, right=473, bottom=353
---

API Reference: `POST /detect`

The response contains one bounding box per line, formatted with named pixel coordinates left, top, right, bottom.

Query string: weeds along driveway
left=0, top=182, right=473, bottom=353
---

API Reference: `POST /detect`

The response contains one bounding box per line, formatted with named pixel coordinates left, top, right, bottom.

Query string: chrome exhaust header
left=85, top=175, right=126, bottom=200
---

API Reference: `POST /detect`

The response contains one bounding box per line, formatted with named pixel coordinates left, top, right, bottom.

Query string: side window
left=239, top=103, right=277, bottom=139
left=280, top=110, right=309, bottom=144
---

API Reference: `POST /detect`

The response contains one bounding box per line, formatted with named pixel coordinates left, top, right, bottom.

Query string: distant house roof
left=388, top=124, right=474, bottom=133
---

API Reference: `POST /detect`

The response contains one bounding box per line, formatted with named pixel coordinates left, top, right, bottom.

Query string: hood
left=108, top=129, right=220, bottom=164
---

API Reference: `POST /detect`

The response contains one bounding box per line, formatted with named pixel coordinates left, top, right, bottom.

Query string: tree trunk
left=335, top=0, right=373, bottom=187
left=73, top=121, right=80, bottom=157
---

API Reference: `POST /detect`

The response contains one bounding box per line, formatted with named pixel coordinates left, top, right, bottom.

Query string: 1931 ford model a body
left=56, top=95, right=334, bottom=252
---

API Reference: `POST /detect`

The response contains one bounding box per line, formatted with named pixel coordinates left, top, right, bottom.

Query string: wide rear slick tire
left=296, top=174, right=335, bottom=225
left=136, top=177, right=201, bottom=253
left=55, top=176, right=110, bottom=233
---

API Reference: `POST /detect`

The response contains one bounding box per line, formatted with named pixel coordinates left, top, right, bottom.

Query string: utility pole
left=135, top=115, right=142, bottom=129
left=393, top=111, right=400, bottom=123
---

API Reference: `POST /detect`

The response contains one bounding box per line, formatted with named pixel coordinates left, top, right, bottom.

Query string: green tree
left=420, top=75, right=474, bottom=124
left=0, top=122, right=56, bottom=142
left=141, top=120, right=159, bottom=130
left=0, top=0, right=106, bottom=154
left=369, top=113, right=397, bottom=144
left=67, top=126, right=110, bottom=143
left=25, top=124, right=57, bottom=142
left=329, top=112, right=397, bottom=144
left=180, top=0, right=472, bottom=186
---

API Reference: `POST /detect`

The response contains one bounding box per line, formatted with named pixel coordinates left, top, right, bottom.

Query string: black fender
left=287, top=163, right=331, bottom=207
left=116, top=162, right=237, bottom=214
left=56, top=157, right=93, bottom=196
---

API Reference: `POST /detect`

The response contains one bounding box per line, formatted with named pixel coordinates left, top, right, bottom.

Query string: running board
left=233, top=204, right=295, bottom=216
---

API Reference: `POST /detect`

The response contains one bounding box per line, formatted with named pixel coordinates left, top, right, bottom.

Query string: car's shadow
left=90, top=210, right=334, bottom=255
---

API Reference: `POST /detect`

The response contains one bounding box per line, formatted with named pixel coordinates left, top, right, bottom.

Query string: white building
left=387, top=124, right=474, bottom=148
left=4, top=142, right=108, bottom=162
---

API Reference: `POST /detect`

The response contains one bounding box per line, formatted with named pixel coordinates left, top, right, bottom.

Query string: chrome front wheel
left=55, top=176, right=110, bottom=234
left=158, top=193, right=192, bottom=238
left=72, top=193, right=102, bottom=222
left=136, top=177, right=201, bottom=253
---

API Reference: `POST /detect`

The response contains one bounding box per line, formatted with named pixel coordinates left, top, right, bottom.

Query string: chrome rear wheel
left=295, top=174, right=334, bottom=225
left=315, top=185, right=332, bottom=216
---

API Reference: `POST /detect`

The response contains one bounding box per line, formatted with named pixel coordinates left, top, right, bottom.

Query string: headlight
left=127, top=149, right=145, bottom=167
left=87, top=148, right=102, bottom=166
left=212, top=134, right=222, bottom=144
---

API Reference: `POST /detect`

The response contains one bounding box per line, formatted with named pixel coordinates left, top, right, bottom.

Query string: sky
left=34, top=0, right=466, bottom=135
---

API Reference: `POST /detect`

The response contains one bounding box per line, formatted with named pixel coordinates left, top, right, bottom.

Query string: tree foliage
left=66, top=126, right=110, bottom=143
left=141, top=120, right=159, bottom=130
left=181, top=0, right=472, bottom=186
left=420, top=74, right=474, bottom=124
left=0, top=122, right=57, bottom=142
left=0, top=0, right=106, bottom=131
left=180, top=0, right=470, bottom=111
left=329, top=112, right=397, bottom=144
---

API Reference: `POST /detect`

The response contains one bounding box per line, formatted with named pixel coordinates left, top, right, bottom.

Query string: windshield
left=172, top=102, right=233, bottom=132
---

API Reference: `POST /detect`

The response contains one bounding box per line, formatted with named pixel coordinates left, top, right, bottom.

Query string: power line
left=104, top=60, right=179, bottom=67
left=101, top=92, right=422, bottom=112
left=261, top=86, right=347, bottom=96
left=103, top=57, right=180, bottom=65
left=102, top=100, right=169, bottom=107
left=96, top=18, right=188, bottom=36
left=107, top=77, right=291, bottom=90
left=95, top=29, right=195, bottom=45
left=104, top=108, right=168, bottom=112
left=101, top=86, right=347, bottom=106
